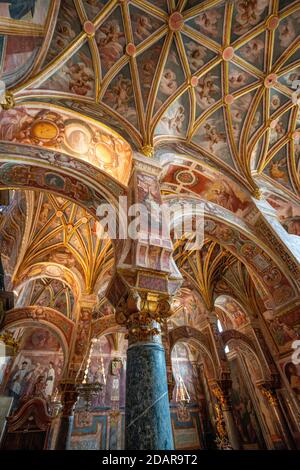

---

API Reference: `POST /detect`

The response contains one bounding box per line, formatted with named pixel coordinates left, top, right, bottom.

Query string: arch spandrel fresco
left=169, top=287, right=206, bottom=331
left=215, top=296, right=250, bottom=331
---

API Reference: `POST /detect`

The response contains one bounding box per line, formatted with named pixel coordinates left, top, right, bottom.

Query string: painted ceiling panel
left=0, top=0, right=54, bottom=85
left=96, top=5, right=125, bottom=78
left=0, top=0, right=299, bottom=201
left=43, top=0, right=82, bottom=66
left=82, top=0, right=110, bottom=20
left=186, top=3, right=225, bottom=45
left=129, top=3, right=165, bottom=46
left=40, top=42, right=95, bottom=97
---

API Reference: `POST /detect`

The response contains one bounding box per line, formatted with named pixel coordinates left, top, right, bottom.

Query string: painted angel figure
left=84, top=0, right=104, bottom=18
left=234, top=0, right=269, bottom=35
left=194, top=9, right=221, bottom=38
left=134, top=15, right=153, bottom=42
left=109, top=75, right=133, bottom=114
left=96, top=20, right=125, bottom=70
left=66, top=58, right=94, bottom=96
left=141, top=59, right=156, bottom=90
left=228, top=69, right=247, bottom=89
left=240, top=38, right=264, bottom=62
left=186, top=42, right=207, bottom=73
left=159, top=69, right=178, bottom=96
left=51, top=20, right=76, bottom=56
left=196, top=73, right=220, bottom=110
left=270, top=120, right=285, bottom=145
left=161, top=105, right=185, bottom=135
left=278, top=19, right=296, bottom=48
left=231, top=94, right=252, bottom=123
left=270, top=94, right=281, bottom=111
left=203, top=121, right=226, bottom=153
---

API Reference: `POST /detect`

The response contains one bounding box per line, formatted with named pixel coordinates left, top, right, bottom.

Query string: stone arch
left=14, top=262, right=82, bottom=302
left=169, top=325, right=217, bottom=381
left=214, top=294, right=250, bottom=330
left=221, top=329, right=269, bottom=382
left=0, top=142, right=126, bottom=205
left=167, top=195, right=299, bottom=307
left=91, top=315, right=121, bottom=339
left=1, top=306, right=75, bottom=372
left=0, top=103, right=133, bottom=186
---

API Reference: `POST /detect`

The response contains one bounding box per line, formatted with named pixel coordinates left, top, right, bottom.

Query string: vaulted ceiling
left=1, top=0, right=299, bottom=203
left=0, top=0, right=300, bottom=323
left=14, top=192, right=114, bottom=293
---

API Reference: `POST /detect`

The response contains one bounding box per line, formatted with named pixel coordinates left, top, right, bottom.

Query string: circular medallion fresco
left=175, top=170, right=197, bottom=186
left=94, top=143, right=114, bottom=166
left=263, top=268, right=282, bottom=287
left=64, top=121, right=92, bottom=154
left=31, top=120, right=59, bottom=142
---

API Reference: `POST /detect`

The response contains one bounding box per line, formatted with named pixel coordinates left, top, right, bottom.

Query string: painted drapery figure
left=0, top=1, right=36, bottom=20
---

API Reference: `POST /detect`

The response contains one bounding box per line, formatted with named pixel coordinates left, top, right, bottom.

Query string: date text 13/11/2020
left=102, top=455, right=198, bottom=466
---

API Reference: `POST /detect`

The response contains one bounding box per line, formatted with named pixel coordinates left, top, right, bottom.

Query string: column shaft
left=125, top=341, right=174, bottom=450
left=270, top=400, right=294, bottom=449
left=260, top=384, right=295, bottom=449
left=222, top=406, right=241, bottom=450
left=55, top=415, right=74, bottom=450
left=54, top=381, right=77, bottom=450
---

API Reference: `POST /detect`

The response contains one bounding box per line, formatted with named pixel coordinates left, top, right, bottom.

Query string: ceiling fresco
left=0, top=0, right=297, bottom=205
left=0, top=105, right=132, bottom=184
left=215, top=294, right=249, bottom=330
left=17, top=277, right=75, bottom=320
left=160, top=156, right=252, bottom=217
left=169, top=286, right=206, bottom=330
left=0, top=1, right=56, bottom=86
left=13, top=192, right=114, bottom=294
left=1, top=3, right=300, bottom=452
left=266, top=191, right=300, bottom=234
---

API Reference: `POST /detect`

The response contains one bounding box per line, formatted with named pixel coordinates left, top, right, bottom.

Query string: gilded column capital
left=252, top=187, right=263, bottom=200
left=0, top=330, right=20, bottom=356
left=115, top=288, right=173, bottom=344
